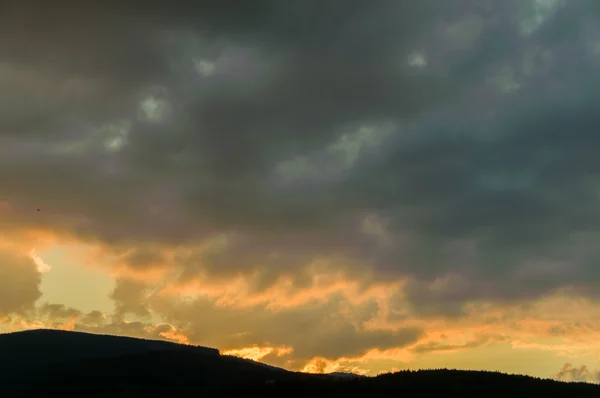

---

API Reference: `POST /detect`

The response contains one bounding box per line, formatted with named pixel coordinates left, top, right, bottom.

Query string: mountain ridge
left=1, top=329, right=599, bottom=397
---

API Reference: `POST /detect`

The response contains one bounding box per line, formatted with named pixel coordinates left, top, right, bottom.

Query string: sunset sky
left=2, top=0, right=600, bottom=382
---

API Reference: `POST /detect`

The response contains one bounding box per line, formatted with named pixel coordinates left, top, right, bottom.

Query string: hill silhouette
left=0, top=328, right=219, bottom=366
left=1, top=329, right=599, bottom=397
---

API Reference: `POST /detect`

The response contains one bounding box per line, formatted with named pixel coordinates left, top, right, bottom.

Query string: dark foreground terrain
left=0, top=329, right=598, bottom=397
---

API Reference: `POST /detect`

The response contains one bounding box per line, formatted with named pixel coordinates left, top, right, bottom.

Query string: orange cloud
left=301, top=357, right=369, bottom=375
left=2, top=310, right=191, bottom=347
left=56, top=317, right=78, bottom=331
left=6, top=317, right=45, bottom=332
left=157, top=269, right=402, bottom=312
left=148, top=323, right=190, bottom=345
left=223, top=345, right=294, bottom=362
left=6, top=230, right=600, bottom=381
left=29, top=249, right=52, bottom=273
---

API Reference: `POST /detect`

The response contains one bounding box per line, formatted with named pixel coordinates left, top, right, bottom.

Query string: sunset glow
left=1, top=0, right=600, bottom=384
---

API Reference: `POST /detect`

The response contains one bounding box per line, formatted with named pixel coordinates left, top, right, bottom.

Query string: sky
left=2, top=0, right=600, bottom=382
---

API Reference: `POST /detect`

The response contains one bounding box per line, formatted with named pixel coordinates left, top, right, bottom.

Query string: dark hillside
left=0, top=328, right=217, bottom=368
left=1, top=329, right=599, bottom=397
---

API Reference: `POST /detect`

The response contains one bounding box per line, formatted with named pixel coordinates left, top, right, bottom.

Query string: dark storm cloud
left=2, top=0, right=600, bottom=314
left=1, top=0, right=459, bottom=239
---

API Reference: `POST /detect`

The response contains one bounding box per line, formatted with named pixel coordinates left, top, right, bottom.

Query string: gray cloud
left=144, top=285, right=422, bottom=361
left=38, top=303, right=82, bottom=320
left=412, top=333, right=507, bottom=354
left=110, top=279, right=153, bottom=319
left=2, top=0, right=600, bottom=318
left=555, top=362, right=600, bottom=383
left=0, top=250, right=42, bottom=316
left=29, top=301, right=188, bottom=344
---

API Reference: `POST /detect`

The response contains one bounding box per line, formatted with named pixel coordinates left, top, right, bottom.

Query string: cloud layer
left=2, top=0, right=600, bottom=377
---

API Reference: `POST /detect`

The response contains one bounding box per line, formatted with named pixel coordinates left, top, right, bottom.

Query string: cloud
left=38, top=303, right=81, bottom=320
left=3, top=1, right=598, bottom=310
left=223, top=345, right=293, bottom=362
left=0, top=249, right=42, bottom=316
left=150, top=285, right=422, bottom=362
left=110, top=278, right=153, bottom=319
left=555, top=363, right=600, bottom=383
left=4, top=301, right=190, bottom=345
left=412, top=333, right=507, bottom=354
left=29, top=249, right=51, bottom=273
left=7, top=285, right=600, bottom=376
left=3, top=0, right=600, bottom=370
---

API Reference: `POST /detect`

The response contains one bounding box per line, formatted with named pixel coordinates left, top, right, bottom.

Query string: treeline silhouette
left=1, top=329, right=597, bottom=397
